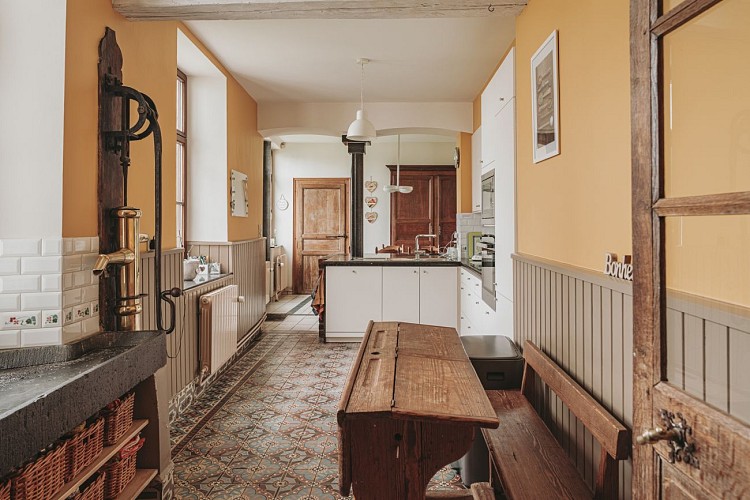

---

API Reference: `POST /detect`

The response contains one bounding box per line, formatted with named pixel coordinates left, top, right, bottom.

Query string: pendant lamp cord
left=396, top=134, right=401, bottom=185
left=359, top=60, right=365, bottom=112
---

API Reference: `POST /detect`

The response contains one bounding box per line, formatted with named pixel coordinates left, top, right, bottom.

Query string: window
left=176, top=70, right=187, bottom=248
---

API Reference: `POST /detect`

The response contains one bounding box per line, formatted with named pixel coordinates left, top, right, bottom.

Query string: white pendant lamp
left=346, top=58, right=376, bottom=142
left=384, top=135, right=413, bottom=194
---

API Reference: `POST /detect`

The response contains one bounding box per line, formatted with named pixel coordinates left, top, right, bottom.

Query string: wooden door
left=293, top=178, right=350, bottom=294
left=389, top=166, right=456, bottom=251
left=631, top=0, right=750, bottom=497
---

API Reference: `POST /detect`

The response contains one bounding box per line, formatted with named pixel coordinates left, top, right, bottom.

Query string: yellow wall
left=514, top=0, right=632, bottom=271
left=64, top=0, right=178, bottom=246
left=62, top=2, right=263, bottom=248
left=456, top=132, right=473, bottom=213
left=226, top=77, right=264, bottom=241
left=662, top=0, right=750, bottom=307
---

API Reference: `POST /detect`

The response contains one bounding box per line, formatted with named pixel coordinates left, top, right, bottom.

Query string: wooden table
left=337, top=321, right=499, bottom=500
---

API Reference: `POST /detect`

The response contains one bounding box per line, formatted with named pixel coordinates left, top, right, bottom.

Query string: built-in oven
left=479, top=235, right=496, bottom=310
left=481, top=170, right=495, bottom=226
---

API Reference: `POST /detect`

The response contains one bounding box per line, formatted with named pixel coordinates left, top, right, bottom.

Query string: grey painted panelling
left=141, top=239, right=266, bottom=401
left=514, top=254, right=634, bottom=499
left=514, top=253, right=750, bottom=498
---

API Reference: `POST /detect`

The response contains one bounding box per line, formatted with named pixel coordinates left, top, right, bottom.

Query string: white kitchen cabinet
left=326, top=266, right=382, bottom=340
left=382, top=266, right=420, bottom=323
left=471, top=127, right=482, bottom=213
left=494, top=99, right=516, bottom=303
left=418, top=267, right=458, bottom=328
left=481, top=47, right=515, bottom=173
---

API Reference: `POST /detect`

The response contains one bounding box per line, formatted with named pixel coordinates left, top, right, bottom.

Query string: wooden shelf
left=114, top=469, right=157, bottom=500
left=52, top=419, right=149, bottom=500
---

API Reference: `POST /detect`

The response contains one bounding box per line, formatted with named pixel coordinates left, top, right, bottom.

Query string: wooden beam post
left=343, top=137, right=367, bottom=258
left=112, top=0, right=527, bottom=20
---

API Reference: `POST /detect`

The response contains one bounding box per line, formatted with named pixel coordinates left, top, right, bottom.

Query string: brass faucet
left=93, top=207, right=143, bottom=331
left=414, top=234, right=437, bottom=257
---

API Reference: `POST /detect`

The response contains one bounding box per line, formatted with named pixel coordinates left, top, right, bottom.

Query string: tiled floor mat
left=172, top=324, right=466, bottom=499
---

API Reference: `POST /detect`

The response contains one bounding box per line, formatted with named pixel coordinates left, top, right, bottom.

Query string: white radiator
left=275, top=253, right=288, bottom=296
left=199, top=285, right=239, bottom=376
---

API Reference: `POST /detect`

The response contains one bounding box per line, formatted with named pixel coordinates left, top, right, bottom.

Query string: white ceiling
left=184, top=16, right=516, bottom=104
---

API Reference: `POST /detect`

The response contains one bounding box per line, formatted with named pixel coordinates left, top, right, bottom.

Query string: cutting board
left=467, top=231, right=482, bottom=259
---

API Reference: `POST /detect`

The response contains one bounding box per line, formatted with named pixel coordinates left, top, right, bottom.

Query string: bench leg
left=594, top=450, right=619, bottom=500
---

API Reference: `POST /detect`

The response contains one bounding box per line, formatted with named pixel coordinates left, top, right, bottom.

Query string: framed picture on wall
left=531, top=30, right=560, bottom=163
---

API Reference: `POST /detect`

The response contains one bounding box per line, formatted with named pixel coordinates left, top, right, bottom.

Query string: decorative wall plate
left=365, top=212, right=378, bottom=223
left=365, top=196, right=378, bottom=208
left=365, top=180, right=378, bottom=193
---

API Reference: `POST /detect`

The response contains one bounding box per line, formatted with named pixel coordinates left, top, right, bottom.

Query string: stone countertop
left=183, top=272, right=232, bottom=292
left=0, top=330, right=166, bottom=478
left=321, top=254, right=462, bottom=267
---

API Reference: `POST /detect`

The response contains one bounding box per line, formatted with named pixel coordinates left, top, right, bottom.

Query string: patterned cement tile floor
left=172, top=321, right=465, bottom=499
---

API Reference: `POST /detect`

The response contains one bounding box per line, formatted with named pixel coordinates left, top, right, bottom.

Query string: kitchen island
left=321, top=255, right=461, bottom=342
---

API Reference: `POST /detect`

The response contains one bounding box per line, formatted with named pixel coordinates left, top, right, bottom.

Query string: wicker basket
left=102, top=435, right=144, bottom=499
left=66, top=418, right=105, bottom=481
left=0, top=479, right=9, bottom=500
left=11, top=442, right=67, bottom=500
left=103, top=392, right=135, bottom=446
left=74, top=471, right=105, bottom=500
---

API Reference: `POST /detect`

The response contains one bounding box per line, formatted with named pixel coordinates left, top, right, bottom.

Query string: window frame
left=177, top=69, right=188, bottom=250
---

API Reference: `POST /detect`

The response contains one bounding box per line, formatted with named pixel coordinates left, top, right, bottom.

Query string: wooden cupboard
left=388, top=166, right=456, bottom=250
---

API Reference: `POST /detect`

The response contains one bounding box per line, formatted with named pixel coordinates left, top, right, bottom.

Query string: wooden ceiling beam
left=112, top=0, right=527, bottom=20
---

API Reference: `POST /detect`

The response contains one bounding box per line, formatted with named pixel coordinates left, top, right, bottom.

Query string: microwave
left=481, top=170, right=495, bottom=226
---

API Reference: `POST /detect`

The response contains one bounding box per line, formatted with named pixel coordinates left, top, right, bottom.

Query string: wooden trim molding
left=653, top=191, right=750, bottom=217
left=512, top=253, right=633, bottom=295
left=651, top=0, right=723, bottom=37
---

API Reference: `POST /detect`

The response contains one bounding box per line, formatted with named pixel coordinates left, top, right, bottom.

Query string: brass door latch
left=637, top=410, right=700, bottom=469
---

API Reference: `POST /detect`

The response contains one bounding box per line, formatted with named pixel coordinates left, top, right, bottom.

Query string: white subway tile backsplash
left=73, top=238, right=91, bottom=254
left=21, top=256, right=62, bottom=275
left=90, top=238, right=99, bottom=254
left=1, top=311, right=40, bottom=330
left=0, top=294, right=20, bottom=312
left=63, top=255, right=82, bottom=273
left=91, top=301, right=99, bottom=317
left=0, top=275, right=40, bottom=293
left=43, top=310, right=62, bottom=327
left=0, top=330, right=20, bottom=348
left=41, top=274, right=62, bottom=292
left=62, top=323, right=82, bottom=344
left=21, top=292, right=61, bottom=310
left=81, top=317, right=100, bottom=335
left=63, top=307, right=75, bottom=325
left=0, top=239, right=41, bottom=257
left=81, top=284, right=98, bottom=303
left=0, top=258, right=20, bottom=276
left=63, top=270, right=91, bottom=290
left=63, top=288, right=82, bottom=308
left=42, top=238, right=63, bottom=256
left=74, top=303, right=91, bottom=321
left=81, top=253, right=98, bottom=270
left=21, top=327, right=61, bottom=346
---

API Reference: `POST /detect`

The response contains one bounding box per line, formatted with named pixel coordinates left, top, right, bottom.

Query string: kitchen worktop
left=322, top=254, right=461, bottom=267
left=0, top=330, right=166, bottom=477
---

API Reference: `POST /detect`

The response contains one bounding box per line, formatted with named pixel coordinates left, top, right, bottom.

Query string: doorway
left=293, top=178, right=350, bottom=294
left=631, top=0, right=750, bottom=496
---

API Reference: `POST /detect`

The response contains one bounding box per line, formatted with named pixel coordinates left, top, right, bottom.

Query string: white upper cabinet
left=471, top=127, right=482, bottom=213
left=480, top=47, right=515, bottom=172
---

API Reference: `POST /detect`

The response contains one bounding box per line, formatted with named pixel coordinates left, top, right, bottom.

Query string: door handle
left=637, top=410, right=700, bottom=468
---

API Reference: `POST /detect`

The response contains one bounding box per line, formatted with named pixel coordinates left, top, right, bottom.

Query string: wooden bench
left=482, top=341, right=630, bottom=500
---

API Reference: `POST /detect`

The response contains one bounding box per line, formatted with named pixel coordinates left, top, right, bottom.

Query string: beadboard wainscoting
left=187, top=239, right=267, bottom=342
left=513, top=253, right=634, bottom=499
left=146, top=239, right=266, bottom=420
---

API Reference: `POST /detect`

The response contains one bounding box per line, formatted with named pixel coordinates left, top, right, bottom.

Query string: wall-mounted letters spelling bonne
left=604, top=253, right=633, bottom=281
